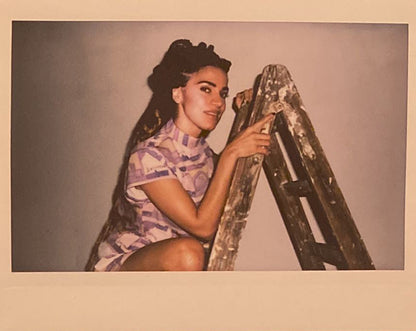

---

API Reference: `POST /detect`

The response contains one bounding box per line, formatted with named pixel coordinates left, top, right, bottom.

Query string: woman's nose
left=212, top=94, right=225, bottom=108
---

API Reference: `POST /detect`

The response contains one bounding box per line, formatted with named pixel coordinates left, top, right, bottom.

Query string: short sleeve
left=125, top=146, right=177, bottom=203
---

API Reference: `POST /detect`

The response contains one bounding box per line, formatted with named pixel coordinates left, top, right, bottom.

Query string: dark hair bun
left=148, top=39, right=231, bottom=95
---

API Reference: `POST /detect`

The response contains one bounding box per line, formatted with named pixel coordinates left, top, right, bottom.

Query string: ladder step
left=284, top=179, right=312, bottom=196
left=313, top=243, right=345, bottom=267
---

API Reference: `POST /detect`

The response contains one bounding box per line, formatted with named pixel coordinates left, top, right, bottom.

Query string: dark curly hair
left=85, top=39, right=231, bottom=270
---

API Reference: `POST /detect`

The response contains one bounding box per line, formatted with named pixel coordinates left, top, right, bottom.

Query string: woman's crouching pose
left=88, top=39, right=274, bottom=271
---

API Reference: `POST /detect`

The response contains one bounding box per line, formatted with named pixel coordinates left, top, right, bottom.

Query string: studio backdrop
left=11, top=21, right=407, bottom=271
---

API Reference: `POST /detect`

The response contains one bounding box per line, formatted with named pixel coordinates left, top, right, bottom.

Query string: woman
left=86, top=39, right=274, bottom=271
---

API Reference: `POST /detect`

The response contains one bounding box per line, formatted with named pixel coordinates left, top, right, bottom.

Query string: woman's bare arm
left=140, top=113, right=275, bottom=240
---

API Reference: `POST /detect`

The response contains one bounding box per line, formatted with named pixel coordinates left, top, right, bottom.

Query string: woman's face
left=173, top=66, right=229, bottom=137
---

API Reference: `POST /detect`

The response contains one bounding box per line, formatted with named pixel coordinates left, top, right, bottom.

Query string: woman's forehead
left=187, top=66, right=228, bottom=86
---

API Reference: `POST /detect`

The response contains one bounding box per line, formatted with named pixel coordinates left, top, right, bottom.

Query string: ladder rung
left=284, top=179, right=312, bottom=196
left=313, top=242, right=345, bottom=267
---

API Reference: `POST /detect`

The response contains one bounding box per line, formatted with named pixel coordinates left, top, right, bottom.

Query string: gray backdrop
left=11, top=21, right=407, bottom=271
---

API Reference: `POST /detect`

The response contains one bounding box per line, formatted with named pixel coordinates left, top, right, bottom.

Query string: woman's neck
left=173, top=116, right=202, bottom=138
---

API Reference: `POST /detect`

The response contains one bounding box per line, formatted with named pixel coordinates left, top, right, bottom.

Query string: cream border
left=1, top=1, right=415, bottom=330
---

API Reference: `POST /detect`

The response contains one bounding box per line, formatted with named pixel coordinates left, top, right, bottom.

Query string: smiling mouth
left=204, top=111, right=220, bottom=119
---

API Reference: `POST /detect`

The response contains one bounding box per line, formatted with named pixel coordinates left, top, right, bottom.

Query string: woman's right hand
left=222, top=113, right=275, bottom=161
left=138, top=113, right=275, bottom=241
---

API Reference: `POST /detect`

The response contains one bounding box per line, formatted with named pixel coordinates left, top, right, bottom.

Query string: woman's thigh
left=119, top=237, right=205, bottom=271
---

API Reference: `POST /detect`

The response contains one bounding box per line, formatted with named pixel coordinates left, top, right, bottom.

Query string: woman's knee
left=168, top=238, right=205, bottom=271
left=120, top=237, right=205, bottom=271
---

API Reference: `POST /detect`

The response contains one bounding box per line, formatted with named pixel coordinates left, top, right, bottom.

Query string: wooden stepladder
left=207, top=64, right=375, bottom=271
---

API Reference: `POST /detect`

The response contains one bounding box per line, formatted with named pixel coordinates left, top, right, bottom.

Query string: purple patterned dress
left=94, top=119, right=214, bottom=271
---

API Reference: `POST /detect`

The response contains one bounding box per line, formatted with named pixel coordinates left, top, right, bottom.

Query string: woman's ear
left=172, top=87, right=183, bottom=104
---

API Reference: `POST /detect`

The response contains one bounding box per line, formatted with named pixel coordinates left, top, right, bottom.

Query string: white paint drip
left=300, top=135, right=316, bottom=160
left=286, top=110, right=316, bottom=160
left=278, top=85, right=290, bottom=101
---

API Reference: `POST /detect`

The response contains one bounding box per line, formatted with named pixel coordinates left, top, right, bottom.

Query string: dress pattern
left=94, top=119, right=214, bottom=271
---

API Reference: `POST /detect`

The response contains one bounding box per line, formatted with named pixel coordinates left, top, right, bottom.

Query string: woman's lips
left=204, top=111, right=220, bottom=119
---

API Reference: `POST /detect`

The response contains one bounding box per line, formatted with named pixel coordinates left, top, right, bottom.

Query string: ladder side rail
left=207, top=66, right=280, bottom=270
left=263, top=125, right=325, bottom=270
left=275, top=110, right=347, bottom=267
left=206, top=93, right=255, bottom=270
left=282, top=106, right=374, bottom=269
left=274, top=65, right=374, bottom=270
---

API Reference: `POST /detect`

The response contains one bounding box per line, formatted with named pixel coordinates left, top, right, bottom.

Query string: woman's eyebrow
left=197, top=80, right=217, bottom=87
left=197, top=80, right=229, bottom=91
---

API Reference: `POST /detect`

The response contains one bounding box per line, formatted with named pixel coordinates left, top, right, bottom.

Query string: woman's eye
left=201, top=86, right=211, bottom=93
left=221, top=91, right=229, bottom=99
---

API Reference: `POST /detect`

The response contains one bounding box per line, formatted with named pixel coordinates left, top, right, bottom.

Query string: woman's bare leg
left=119, top=237, right=205, bottom=271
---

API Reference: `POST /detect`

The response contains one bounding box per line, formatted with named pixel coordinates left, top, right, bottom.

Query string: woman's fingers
left=241, top=132, right=271, bottom=156
left=226, top=113, right=276, bottom=158
left=252, top=132, right=271, bottom=145
left=250, top=113, right=276, bottom=132
left=255, top=134, right=271, bottom=154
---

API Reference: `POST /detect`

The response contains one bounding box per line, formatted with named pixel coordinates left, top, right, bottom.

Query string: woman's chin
left=204, top=123, right=218, bottom=132
left=198, top=124, right=217, bottom=137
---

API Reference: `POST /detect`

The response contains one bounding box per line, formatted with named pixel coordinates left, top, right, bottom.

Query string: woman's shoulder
left=132, top=130, right=176, bottom=158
